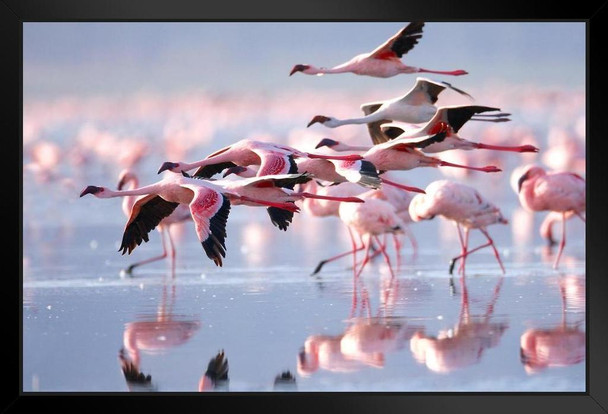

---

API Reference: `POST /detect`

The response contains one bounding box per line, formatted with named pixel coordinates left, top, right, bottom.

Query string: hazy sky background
left=23, top=22, right=585, bottom=99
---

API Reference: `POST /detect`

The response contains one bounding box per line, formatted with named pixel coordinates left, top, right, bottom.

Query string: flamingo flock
left=77, top=21, right=585, bottom=278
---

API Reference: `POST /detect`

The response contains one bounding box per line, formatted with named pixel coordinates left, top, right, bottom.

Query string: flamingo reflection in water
left=199, top=350, right=230, bottom=391
left=298, top=277, right=423, bottom=377
left=409, top=276, right=508, bottom=374
left=520, top=275, right=585, bottom=374
left=119, top=282, right=201, bottom=391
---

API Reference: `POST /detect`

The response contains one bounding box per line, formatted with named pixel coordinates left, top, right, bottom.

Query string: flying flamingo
left=289, top=22, right=468, bottom=78
left=80, top=172, right=233, bottom=267
left=315, top=137, right=502, bottom=176
left=408, top=180, right=509, bottom=276
left=116, top=169, right=191, bottom=276
left=513, top=164, right=585, bottom=269
left=378, top=105, right=538, bottom=154
left=225, top=156, right=426, bottom=195
left=156, top=138, right=364, bottom=179
left=80, top=172, right=364, bottom=265
left=198, top=350, right=229, bottom=391
left=306, top=77, right=475, bottom=144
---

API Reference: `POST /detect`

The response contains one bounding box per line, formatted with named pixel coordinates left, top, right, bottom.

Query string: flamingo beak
left=307, top=115, right=330, bottom=128
left=290, top=64, right=309, bottom=76
left=223, top=166, right=248, bottom=178
left=315, top=138, right=339, bottom=149
left=117, top=177, right=127, bottom=190
left=157, top=161, right=179, bottom=174
left=517, top=172, right=530, bottom=193
left=79, top=185, right=102, bottom=197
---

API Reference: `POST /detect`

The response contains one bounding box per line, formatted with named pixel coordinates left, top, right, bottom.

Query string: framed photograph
left=10, top=0, right=607, bottom=412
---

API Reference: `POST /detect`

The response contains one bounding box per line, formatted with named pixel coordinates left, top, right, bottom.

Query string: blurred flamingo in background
left=541, top=126, right=586, bottom=176
left=116, top=169, right=192, bottom=276
left=513, top=164, right=585, bottom=269
left=290, top=22, right=467, bottom=78
left=409, top=180, right=508, bottom=276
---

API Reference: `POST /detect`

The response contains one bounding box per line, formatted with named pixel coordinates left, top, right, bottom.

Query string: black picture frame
left=7, top=0, right=607, bottom=413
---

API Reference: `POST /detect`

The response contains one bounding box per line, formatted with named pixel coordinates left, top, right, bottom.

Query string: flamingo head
left=515, top=164, right=546, bottom=193
left=289, top=64, right=311, bottom=76
left=314, top=138, right=339, bottom=149
left=307, top=115, right=332, bottom=127
left=117, top=169, right=137, bottom=190
left=80, top=185, right=109, bottom=198
left=157, top=161, right=184, bottom=174
left=222, top=165, right=249, bottom=178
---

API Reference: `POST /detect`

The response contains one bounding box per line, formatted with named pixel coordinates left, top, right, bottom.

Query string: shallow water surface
left=22, top=209, right=586, bottom=393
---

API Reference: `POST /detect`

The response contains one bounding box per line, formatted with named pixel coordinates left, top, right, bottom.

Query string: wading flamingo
left=513, top=165, right=585, bottom=269
left=408, top=180, right=508, bottom=276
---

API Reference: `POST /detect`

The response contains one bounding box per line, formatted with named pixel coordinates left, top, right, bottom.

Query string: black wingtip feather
left=267, top=206, right=295, bottom=231
left=358, top=160, right=381, bottom=189
left=200, top=195, right=231, bottom=266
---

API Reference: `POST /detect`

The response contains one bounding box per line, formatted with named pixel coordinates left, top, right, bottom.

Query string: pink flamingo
left=116, top=169, right=191, bottom=276
left=408, top=180, right=508, bottom=276
left=306, top=77, right=474, bottom=144
left=156, top=138, right=364, bottom=179
left=338, top=190, right=405, bottom=281
left=80, top=173, right=364, bottom=265
left=315, top=137, right=502, bottom=176
left=198, top=350, right=229, bottom=391
left=514, top=164, right=585, bottom=269
left=289, top=22, right=467, bottom=78
left=226, top=156, right=425, bottom=195
left=379, top=105, right=538, bottom=154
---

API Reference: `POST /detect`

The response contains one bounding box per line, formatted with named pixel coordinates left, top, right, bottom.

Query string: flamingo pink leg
left=392, top=234, right=402, bottom=269
left=311, top=243, right=366, bottom=275
left=450, top=228, right=505, bottom=274
left=417, top=68, right=468, bottom=76
left=473, top=142, right=539, bottom=153
left=373, top=235, right=395, bottom=280
left=438, top=160, right=501, bottom=173
left=166, top=227, right=177, bottom=277
left=553, top=212, right=567, bottom=269
left=479, top=228, right=505, bottom=274
left=237, top=195, right=300, bottom=212
left=380, top=177, right=426, bottom=194
left=294, top=192, right=363, bottom=203
left=406, top=231, right=418, bottom=259
left=354, top=234, right=374, bottom=279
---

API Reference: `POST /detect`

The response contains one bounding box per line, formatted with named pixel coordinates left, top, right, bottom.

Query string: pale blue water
left=22, top=206, right=586, bottom=392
